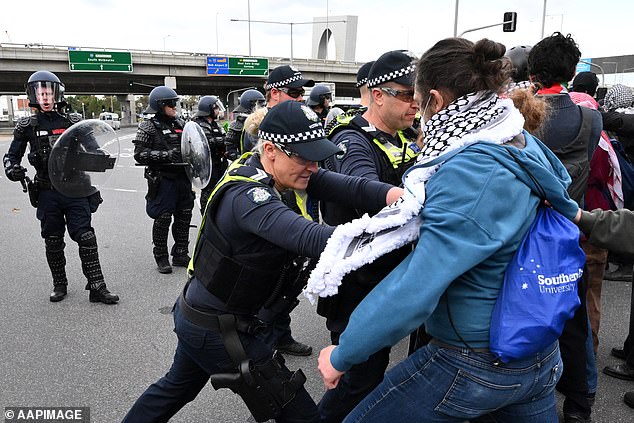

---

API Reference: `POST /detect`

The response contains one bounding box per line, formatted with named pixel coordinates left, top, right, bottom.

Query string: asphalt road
left=1, top=127, right=633, bottom=422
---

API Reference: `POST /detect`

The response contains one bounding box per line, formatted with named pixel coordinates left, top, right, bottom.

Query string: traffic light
left=503, top=12, right=517, bottom=32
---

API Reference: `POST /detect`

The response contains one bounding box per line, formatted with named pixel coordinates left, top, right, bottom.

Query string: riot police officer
left=133, top=86, right=194, bottom=274
left=317, top=50, right=421, bottom=422
left=193, top=95, right=227, bottom=213
left=224, top=89, right=265, bottom=160
left=3, top=70, right=119, bottom=304
left=122, top=100, right=404, bottom=423
left=305, top=84, right=332, bottom=126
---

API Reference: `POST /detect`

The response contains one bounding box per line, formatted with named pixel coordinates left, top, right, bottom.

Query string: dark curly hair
left=527, top=32, right=581, bottom=88
left=415, top=37, right=512, bottom=103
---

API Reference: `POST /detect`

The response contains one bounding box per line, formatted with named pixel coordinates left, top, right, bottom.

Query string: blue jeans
left=343, top=342, right=562, bottom=423
left=122, top=301, right=318, bottom=423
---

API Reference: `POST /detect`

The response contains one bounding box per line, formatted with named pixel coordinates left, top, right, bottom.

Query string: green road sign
left=207, top=56, right=269, bottom=77
left=68, top=50, right=133, bottom=72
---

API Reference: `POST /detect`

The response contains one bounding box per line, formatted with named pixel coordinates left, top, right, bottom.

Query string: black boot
left=89, top=286, right=120, bottom=304
left=78, top=231, right=118, bottom=304
left=45, top=236, right=68, bottom=302
left=50, top=285, right=67, bottom=302
left=155, top=256, right=172, bottom=274
left=153, top=212, right=172, bottom=273
left=171, top=208, right=192, bottom=266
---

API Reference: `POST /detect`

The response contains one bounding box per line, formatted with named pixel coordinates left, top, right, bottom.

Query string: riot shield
left=48, top=119, right=118, bottom=198
left=181, top=121, right=212, bottom=189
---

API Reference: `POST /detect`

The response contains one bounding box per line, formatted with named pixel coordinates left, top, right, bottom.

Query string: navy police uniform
left=122, top=101, right=394, bottom=423
left=317, top=50, right=421, bottom=423
left=134, top=113, right=195, bottom=271
left=193, top=115, right=228, bottom=213
left=3, top=110, right=118, bottom=304
left=225, top=112, right=258, bottom=160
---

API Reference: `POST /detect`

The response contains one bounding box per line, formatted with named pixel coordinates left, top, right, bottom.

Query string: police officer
left=264, top=65, right=314, bottom=107
left=356, top=61, right=374, bottom=108
left=317, top=50, right=421, bottom=422
left=3, top=71, right=119, bottom=304
left=305, top=84, right=332, bottom=126
left=193, top=95, right=227, bottom=213
left=258, top=65, right=317, bottom=357
left=133, top=86, right=194, bottom=274
left=122, top=100, right=403, bottom=423
left=324, top=61, right=374, bottom=136
left=224, top=89, right=265, bottom=160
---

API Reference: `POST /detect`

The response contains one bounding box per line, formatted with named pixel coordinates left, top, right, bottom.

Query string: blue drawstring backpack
left=489, top=205, right=586, bottom=363
left=489, top=148, right=587, bottom=363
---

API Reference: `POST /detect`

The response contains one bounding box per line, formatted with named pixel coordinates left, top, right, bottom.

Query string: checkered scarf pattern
left=367, top=63, right=416, bottom=88
left=604, top=84, right=634, bottom=111
left=420, top=91, right=510, bottom=161
left=304, top=90, right=525, bottom=304
left=258, top=127, right=325, bottom=144
left=264, top=74, right=304, bottom=90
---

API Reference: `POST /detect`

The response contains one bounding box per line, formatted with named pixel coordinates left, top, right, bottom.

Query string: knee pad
left=45, top=235, right=66, bottom=252
left=78, top=231, right=97, bottom=248
left=155, top=212, right=172, bottom=228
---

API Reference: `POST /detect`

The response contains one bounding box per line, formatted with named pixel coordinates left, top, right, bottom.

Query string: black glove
left=7, top=164, right=27, bottom=182
left=167, top=149, right=182, bottom=163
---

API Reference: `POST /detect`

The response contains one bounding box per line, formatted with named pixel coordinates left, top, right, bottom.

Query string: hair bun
left=474, top=39, right=506, bottom=61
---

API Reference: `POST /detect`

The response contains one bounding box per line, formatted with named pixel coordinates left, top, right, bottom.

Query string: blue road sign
left=576, top=58, right=592, bottom=73
left=207, top=56, right=229, bottom=75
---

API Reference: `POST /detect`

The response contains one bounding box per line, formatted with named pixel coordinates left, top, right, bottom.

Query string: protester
left=528, top=32, right=602, bottom=423
left=317, top=37, right=580, bottom=422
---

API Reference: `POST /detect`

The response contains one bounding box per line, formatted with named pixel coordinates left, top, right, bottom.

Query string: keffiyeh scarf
left=304, top=91, right=526, bottom=304
left=604, top=84, right=634, bottom=112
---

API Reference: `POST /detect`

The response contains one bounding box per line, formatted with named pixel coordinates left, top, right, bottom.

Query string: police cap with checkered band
left=367, top=50, right=417, bottom=88
left=356, top=61, right=375, bottom=88
left=264, top=65, right=315, bottom=90
left=258, top=101, right=341, bottom=162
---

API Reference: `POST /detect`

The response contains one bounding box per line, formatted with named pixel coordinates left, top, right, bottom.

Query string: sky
left=2, top=0, right=634, bottom=82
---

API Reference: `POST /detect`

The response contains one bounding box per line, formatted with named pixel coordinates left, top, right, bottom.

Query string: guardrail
left=0, top=42, right=362, bottom=66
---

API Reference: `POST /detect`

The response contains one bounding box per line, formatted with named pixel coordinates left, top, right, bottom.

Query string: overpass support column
left=117, top=95, right=136, bottom=126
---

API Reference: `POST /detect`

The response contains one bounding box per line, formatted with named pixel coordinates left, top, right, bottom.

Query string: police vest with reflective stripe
left=326, top=113, right=420, bottom=186
left=188, top=153, right=307, bottom=315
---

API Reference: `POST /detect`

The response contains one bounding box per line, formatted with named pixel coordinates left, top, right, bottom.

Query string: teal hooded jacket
left=331, top=131, right=579, bottom=372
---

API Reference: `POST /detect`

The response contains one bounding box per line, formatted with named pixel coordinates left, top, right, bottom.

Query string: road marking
left=110, top=188, right=141, bottom=193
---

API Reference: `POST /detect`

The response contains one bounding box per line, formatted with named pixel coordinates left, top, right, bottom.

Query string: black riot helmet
left=195, top=95, right=226, bottom=119
left=505, top=45, right=532, bottom=83
left=238, top=89, right=266, bottom=113
left=145, top=86, right=179, bottom=114
left=26, top=70, right=66, bottom=110
left=305, top=84, right=332, bottom=107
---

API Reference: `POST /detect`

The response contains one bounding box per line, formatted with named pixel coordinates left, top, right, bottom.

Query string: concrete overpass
left=0, top=43, right=361, bottom=98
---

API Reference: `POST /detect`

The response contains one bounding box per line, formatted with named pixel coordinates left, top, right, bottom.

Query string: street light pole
left=454, top=0, right=459, bottom=37
left=540, top=0, right=548, bottom=39
left=216, top=12, right=220, bottom=54
left=247, top=0, right=252, bottom=56
left=162, top=34, right=171, bottom=51
left=81, top=102, right=85, bottom=119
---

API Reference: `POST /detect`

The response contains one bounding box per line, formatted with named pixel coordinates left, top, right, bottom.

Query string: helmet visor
left=27, top=81, right=64, bottom=108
